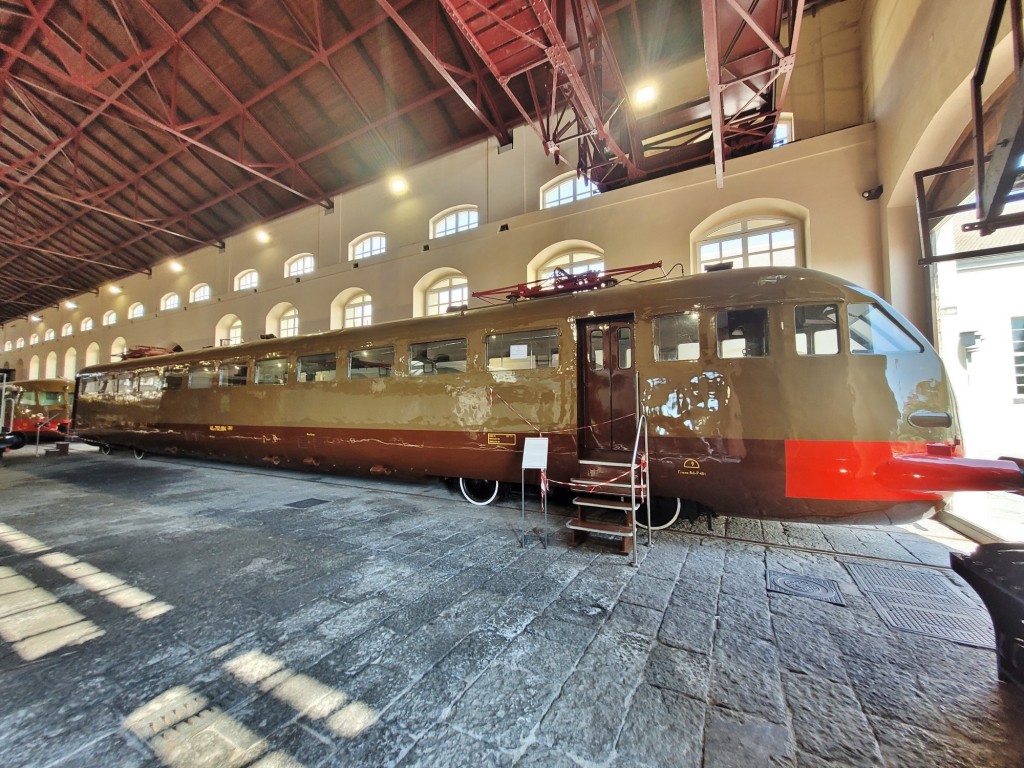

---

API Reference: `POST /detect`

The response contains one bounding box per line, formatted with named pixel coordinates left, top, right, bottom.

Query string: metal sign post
left=521, top=437, right=549, bottom=548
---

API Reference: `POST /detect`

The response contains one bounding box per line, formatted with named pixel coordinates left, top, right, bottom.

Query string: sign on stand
left=520, top=437, right=549, bottom=547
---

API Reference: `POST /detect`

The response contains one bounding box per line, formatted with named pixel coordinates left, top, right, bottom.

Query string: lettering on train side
left=487, top=433, right=516, bottom=446
left=678, top=458, right=706, bottom=477
left=209, top=425, right=234, bottom=432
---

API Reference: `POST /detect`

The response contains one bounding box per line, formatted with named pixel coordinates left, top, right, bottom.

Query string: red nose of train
left=876, top=444, right=1024, bottom=495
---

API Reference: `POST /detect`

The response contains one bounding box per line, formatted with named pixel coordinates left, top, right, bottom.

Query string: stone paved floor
left=1, top=446, right=1022, bottom=768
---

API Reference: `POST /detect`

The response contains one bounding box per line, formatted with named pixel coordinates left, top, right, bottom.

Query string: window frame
left=698, top=217, right=802, bottom=272
left=128, top=303, right=145, bottom=320
left=430, top=206, right=479, bottom=239
left=80, top=317, right=94, bottom=332
left=160, top=293, right=180, bottom=311
left=190, top=283, right=211, bottom=303
left=409, top=338, right=468, bottom=376
left=485, top=327, right=560, bottom=371
left=348, top=346, right=395, bottom=379
left=540, top=172, right=600, bottom=209
left=343, top=292, right=372, bottom=328
left=425, top=275, right=469, bottom=316
left=235, top=269, right=259, bottom=291
left=350, top=233, right=386, bottom=261
left=285, top=253, right=315, bottom=277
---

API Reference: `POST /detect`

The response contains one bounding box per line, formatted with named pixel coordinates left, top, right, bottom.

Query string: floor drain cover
left=285, top=498, right=329, bottom=509
left=767, top=570, right=845, bottom=605
left=845, top=562, right=994, bottom=649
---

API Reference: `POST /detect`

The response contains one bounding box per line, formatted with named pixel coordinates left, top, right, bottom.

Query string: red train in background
left=1, top=378, right=74, bottom=450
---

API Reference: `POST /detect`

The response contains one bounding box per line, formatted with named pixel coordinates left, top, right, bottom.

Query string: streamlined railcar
left=72, top=267, right=1023, bottom=526
left=3, top=378, right=74, bottom=450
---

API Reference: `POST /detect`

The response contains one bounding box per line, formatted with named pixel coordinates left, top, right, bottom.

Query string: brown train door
left=579, top=316, right=637, bottom=453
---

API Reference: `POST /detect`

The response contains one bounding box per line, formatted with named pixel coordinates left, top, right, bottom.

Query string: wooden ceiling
left=0, top=0, right=808, bottom=325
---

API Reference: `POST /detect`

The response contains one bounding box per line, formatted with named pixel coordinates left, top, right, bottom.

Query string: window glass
left=80, top=318, right=94, bottom=332
left=161, top=294, right=180, bottom=311
left=349, top=347, right=394, bottom=379
left=654, top=312, right=701, bottom=361
left=541, top=174, right=599, bottom=208
left=1013, top=317, right=1024, bottom=395
left=137, top=373, right=161, bottom=396
left=297, top=353, right=337, bottom=382
left=236, top=270, right=258, bottom=291
left=589, top=330, right=604, bottom=370
left=37, top=391, right=61, bottom=406
left=81, top=376, right=105, bottom=395
left=699, top=217, right=801, bottom=271
left=162, top=368, right=186, bottom=390
left=128, top=304, right=144, bottom=319
left=716, top=308, right=769, bottom=358
left=20, top=392, right=37, bottom=405
left=351, top=234, right=386, bottom=261
left=486, top=328, right=559, bottom=370
left=191, top=284, right=211, bottom=302
left=433, top=207, right=479, bottom=238
left=426, top=276, right=468, bottom=316
left=848, top=303, right=922, bottom=355
left=344, top=293, right=372, bottom=328
left=114, top=373, right=134, bottom=394
left=286, top=255, right=315, bottom=277
left=278, top=307, right=299, bottom=338
left=188, top=365, right=215, bottom=389
left=44, top=329, right=56, bottom=341
left=795, top=304, right=840, bottom=356
left=255, top=358, right=288, bottom=385
left=617, top=327, right=632, bottom=369
left=409, top=338, right=467, bottom=375
left=103, top=311, right=116, bottom=326
left=219, top=362, right=248, bottom=387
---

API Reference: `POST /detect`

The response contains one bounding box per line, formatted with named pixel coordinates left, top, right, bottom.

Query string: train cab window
left=848, top=303, right=922, bottom=355
left=486, top=328, right=559, bottom=371
left=20, top=392, right=37, bottom=405
left=794, top=304, right=840, bottom=356
left=162, top=368, right=186, bottom=390
left=297, top=353, right=337, bottom=382
left=349, top=347, right=394, bottom=379
left=409, top=338, right=467, bottom=376
left=219, top=362, right=249, bottom=387
left=81, top=376, right=106, bottom=395
left=716, top=308, right=769, bottom=358
left=255, top=358, right=289, bottom=385
left=188, top=365, right=215, bottom=389
left=653, top=312, right=700, bottom=361
left=114, top=374, right=135, bottom=394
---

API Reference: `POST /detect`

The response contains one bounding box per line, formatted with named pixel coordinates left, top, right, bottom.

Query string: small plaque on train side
left=488, top=433, right=516, bottom=446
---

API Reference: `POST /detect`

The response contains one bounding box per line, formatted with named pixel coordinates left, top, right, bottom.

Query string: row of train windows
left=653, top=302, right=921, bottom=361
left=80, top=303, right=920, bottom=394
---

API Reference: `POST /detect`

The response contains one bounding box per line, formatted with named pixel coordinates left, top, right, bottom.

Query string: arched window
left=190, top=283, right=211, bottom=303
left=160, top=293, right=180, bottom=311
left=541, top=173, right=599, bottom=209
left=29, top=333, right=39, bottom=345
left=235, top=269, right=259, bottom=291
left=111, top=337, right=127, bottom=362
left=538, top=251, right=605, bottom=288
left=45, top=351, right=58, bottom=377
left=279, top=307, right=299, bottom=337
left=228, top=318, right=243, bottom=345
left=62, top=323, right=73, bottom=337
left=14, top=338, right=24, bottom=349
left=216, top=315, right=242, bottom=347
left=344, top=292, right=372, bottom=328
left=80, top=317, right=94, bottom=332
left=85, top=342, right=100, bottom=367
left=29, top=356, right=39, bottom=379
left=63, top=348, right=77, bottom=378
left=128, top=303, right=145, bottom=319
left=285, top=253, right=315, bottom=277
left=426, top=275, right=469, bottom=316
left=350, top=233, right=386, bottom=261
left=430, top=206, right=479, bottom=238
left=3, top=341, right=12, bottom=352
left=103, top=311, right=117, bottom=326
left=698, top=217, right=801, bottom=271
left=44, top=328, right=56, bottom=341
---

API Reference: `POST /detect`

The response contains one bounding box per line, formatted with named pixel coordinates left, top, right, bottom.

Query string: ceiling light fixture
left=29, top=315, right=41, bottom=322
left=170, top=260, right=184, bottom=273
left=65, top=300, right=77, bottom=309
left=634, top=84, right=657, bottom=107
left=256, top=230, right=271, bottom=244
left=389, top=176, right=409, bottom=196
left=109, top=285, right=122, bottom=295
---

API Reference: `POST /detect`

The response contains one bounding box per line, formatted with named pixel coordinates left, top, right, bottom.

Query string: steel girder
left=701, top=0, right=804, bottom=186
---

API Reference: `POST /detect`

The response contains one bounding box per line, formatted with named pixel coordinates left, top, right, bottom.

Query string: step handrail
left=627, top=411, right=653, bottom=563
left=34, top=412, right=67, bottom=457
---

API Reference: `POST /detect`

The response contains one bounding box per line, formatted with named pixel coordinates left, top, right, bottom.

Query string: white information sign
left=522, top=437, right=549, bottom=470
left=509, top=344, right=529, bottom=359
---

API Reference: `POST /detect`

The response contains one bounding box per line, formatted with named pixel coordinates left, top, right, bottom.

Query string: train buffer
left=951, top=544, right=1024, bottom=692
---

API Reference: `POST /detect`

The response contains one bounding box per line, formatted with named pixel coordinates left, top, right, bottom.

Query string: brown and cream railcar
left=72, top=267, right=1023, bottom=526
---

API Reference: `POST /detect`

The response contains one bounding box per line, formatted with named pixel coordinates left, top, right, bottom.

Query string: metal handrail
left=627, top=411, right=652, bottom=567
left=34, top=412, right=67, bottom=457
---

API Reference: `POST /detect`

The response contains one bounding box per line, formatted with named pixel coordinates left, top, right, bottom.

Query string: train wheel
left=133, top=448, right=146, bottom=460
left=100, top=444, right=112, bottom=455
left=7, top=433, right=26, bottom=450
left=637, top=497, right=681, bottom=530
left=458, top=477, right=500, bottom=506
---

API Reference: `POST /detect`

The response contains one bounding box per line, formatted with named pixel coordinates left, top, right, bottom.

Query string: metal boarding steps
left=44, top=441, right=71, bottom=458
left=565, top=415, right=651, bottom=566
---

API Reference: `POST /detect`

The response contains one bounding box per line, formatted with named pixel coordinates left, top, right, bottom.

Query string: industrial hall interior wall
left=0, top=0, right=1011, bottom=378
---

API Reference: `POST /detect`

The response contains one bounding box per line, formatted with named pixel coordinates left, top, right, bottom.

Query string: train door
left=579, top=316, right=636, bottom=453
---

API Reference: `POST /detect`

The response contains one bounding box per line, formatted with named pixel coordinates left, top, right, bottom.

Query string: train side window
left=410, top=338, right=467, bottom=376
left=716, top=308, right=769, bottom=358
left=848, top=303, right=922, bottom=355
left=219, top=362, right=249, bottom=387
left=20, top=391, right=37, bottom=405
left=114, top=373, right=135, bottom=394
left=349, top=347, right=394, bottom=379
left=794, top=304, right=839, bottom=356
left=255, top=357, right=289, bottom=385
left=617, top=327, right=632, bottom=369
left=36, top=391, right=64, bottom=406
left=653, top=312, right=700, bottom=361
left=486, top=328, right=559, bottom=371
left=162, top=368, right=186, bottom=390
left=297, top=353, right=337, bottom=382
left=137, top=372, right=161, bottom=394
left=188, top=365, right=215, bottom=389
